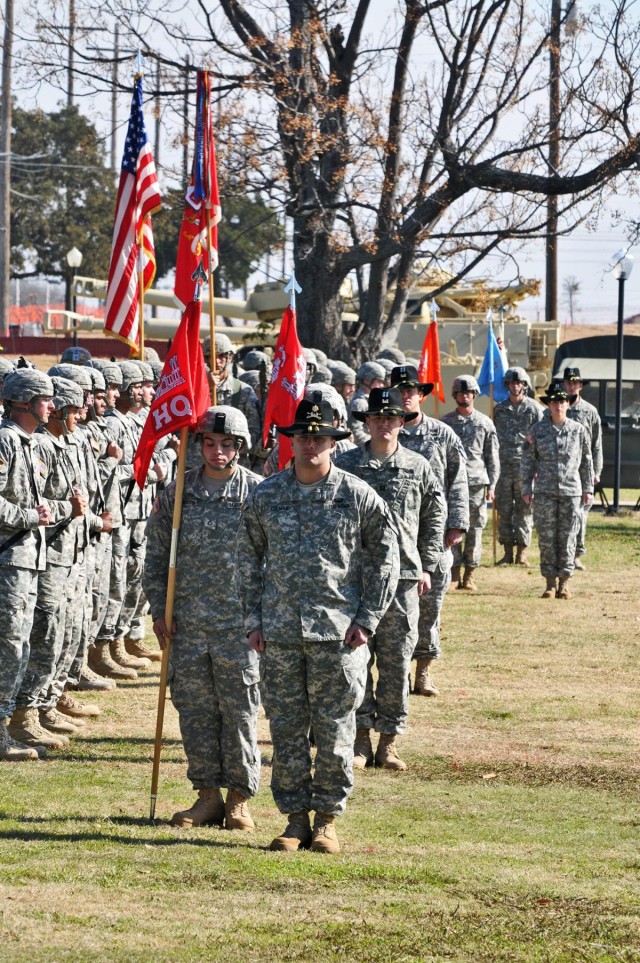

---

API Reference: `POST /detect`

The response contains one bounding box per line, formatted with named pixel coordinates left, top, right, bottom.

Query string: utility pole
left=183, top=55, right=190, bottom=184
left=155, top=59, right=161, bottom=169
left=111, top=24, right=119, bottom=171
left=68, top=0, right=76, bottom=107
left=545, top=0, right=561, bottom=323
left=0, top=0, right=14, bottom=338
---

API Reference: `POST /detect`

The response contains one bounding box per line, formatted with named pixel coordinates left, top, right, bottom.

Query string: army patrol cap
left=61, top=346, right=92, bottom=365
left=353, top=386, right=418, bottom=422
left=197, top=405, right=251, bottom=451
left=356, top=361, right=386, bottom=385
left=390, top=364, right=434, bottom=395
left=563, top=366, right=589, bottom=387
left=503, top=366, right=531, bottom=387
left=48, top=363, right=93, bottom=391
left=2, top=369, right=54, bottom=402
left=278, top=393, right=351, bottom=439
left=452, top=375, right=480, bottom=396
left=51, top=376, right=85, bottom=410
left=377, top=347, right=406, bottom=365
left=118, top=361, right=144, bottom=391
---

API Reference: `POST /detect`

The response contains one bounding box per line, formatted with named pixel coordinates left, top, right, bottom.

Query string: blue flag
left=478, top=323, right=509, bottom=402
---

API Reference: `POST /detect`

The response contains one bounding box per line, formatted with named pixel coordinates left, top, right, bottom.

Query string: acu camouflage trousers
left=0, top=566, right=38, bottom=718
left=413, top=554, right=452, bottom=662
left=451, top=485, right=488, bottom=570
left=533, top=494, right=581, bottom=578
left=495, top=465, right=534, bottom=547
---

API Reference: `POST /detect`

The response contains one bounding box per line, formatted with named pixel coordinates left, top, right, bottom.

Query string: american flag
left=104, top=74, right=161, bottom=351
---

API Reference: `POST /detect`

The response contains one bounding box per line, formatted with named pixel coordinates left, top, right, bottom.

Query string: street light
left=66, top=246, right=83, bottom=347
left=608, top=248, right=634, bottom=515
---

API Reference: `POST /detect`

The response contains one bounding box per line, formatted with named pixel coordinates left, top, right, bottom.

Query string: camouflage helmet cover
left=452, top=374, right=480, bottom=395
left=503, top=366, right=531, bottom=388
left=132, top=360, right=154, bottom=382
left=85, top=367, right=106, bottom=392
left=377, top=347, right=406, bottom=365
left=196, top=405, right=251, bottom=451
left=118, top=361, right=144, bottom=391
left=51, top=376, right=85, bottom=410
left=0, top=357, right=14, bottom=381
left=47, top=363, right=93, bottom=391
left=60, top=346, right=92, bottom=365
left=242, top=349, right=270, bottom=371
left=356, top=361, right=386, bottom=384
left=2, top=369, right=54, bottom=403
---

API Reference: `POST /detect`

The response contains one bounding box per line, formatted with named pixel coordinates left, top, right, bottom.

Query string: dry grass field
left=0, top=509, right=638, bottom=961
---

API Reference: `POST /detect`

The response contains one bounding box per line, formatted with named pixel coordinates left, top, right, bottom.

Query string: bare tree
left=562, top=275, right=580, bottom=323
left=27, top=0, right=640, bottom=360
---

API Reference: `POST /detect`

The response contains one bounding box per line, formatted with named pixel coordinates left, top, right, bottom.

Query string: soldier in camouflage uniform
left=347, top=361, right=386, bottom=446
left=493, top=367, right=543, bottom=566
left=441, top=375, right=500, bottom=591
left=204, top=333, right=261, bottom=463
left=393, top=365, right=469, bottom=697
left=238, top=396, right=400, bottom=854
left=562, top=367, right=603, bottom=569
left=521, top=384, right=593, bottom=599
left=0, top=370, right=61, bottom=761
left=144, top=407, right=262, bottom=831
left=336, top=388, right=446, bottom=772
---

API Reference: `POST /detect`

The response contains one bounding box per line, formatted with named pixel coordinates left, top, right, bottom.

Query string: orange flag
left=418, top=320, right=445, bottom=402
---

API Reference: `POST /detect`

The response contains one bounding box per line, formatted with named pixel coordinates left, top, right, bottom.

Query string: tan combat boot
left=541, top=577, right=557, bottom=598
left=270, top=811, right=312, bottom=852
left=375, top=733, right=407, bottom=771
left=111, top=638, right=150, bottom=671
left=496, top=543, right=514, bottom=565
left=225, top=789, right=255, bottom=831
left=414, top=658, right=439, bottom=696
left=573, top=556, right=586, bottom=571
left=124, top=638, right=162, bottom=663
left=58, top=692, right=101, bottom=719
left=8, top=708, right=67, bottom=749
left=170, top=788, right=225, bottom=828
left=450, top=565, right=461, bottom=588
left=353, top=728, right=374, bottom=769
left=78, top=660, right=117, bottom=691
left=40, top=707, right=84, bottom=734
left=515, top=545, right=530, bottom=567
left=311, top=813, right=340, bottom=854
left=0, top=717, right=40, bottom=761
left=557, top=577, right=572, bottom=600
left=89, top=642, right=138, bottom=681
left=460, top=567, right=477, bottom=592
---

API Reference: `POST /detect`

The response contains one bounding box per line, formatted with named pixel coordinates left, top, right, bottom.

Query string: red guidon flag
left=133, top=300, right=210, bottom=487
left=418, top=319, right=445, bottom=402
left=174, top=71, right=221, bottom=310
left=262, top=304, right=306, bottom=469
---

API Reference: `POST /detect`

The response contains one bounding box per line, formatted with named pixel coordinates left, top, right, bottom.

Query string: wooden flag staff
left=149, top=264, right=206, bottom=822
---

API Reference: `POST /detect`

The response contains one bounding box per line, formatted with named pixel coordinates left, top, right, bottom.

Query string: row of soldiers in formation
left=0, top=339, right=598, bottom=849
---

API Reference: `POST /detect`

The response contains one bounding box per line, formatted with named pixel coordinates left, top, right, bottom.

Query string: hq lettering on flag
left=104, top=74, right=161, bottom=351
left=262, top=304, right=306, bottom=469
left=133, top=299, right=210, bottom=488
left=174, top=72, right=221, bottom=310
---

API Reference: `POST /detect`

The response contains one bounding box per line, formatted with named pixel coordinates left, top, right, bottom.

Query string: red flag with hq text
left=418, top=320, right=445, bottom=402
left=174, top=72, right=221, bottom=310
left=262, top=305, right=307, bottom=469
left=133, top=300, right=210, bottom=487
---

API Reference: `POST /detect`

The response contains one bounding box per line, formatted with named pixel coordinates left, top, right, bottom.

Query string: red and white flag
left=418, top=320, right=445, bottom=402
left=133, top=299, right=210, bottom=488
left=262, top=305, right=306, bottom=469
left=174, top=71, right=221, bottom=310
left=104, top=74, right=161, bottom=351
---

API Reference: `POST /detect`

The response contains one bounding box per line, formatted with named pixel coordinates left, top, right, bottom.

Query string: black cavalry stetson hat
left=390, top=364, right=434, bottom=395
left=541, top=380, right=577, bottom=405
left=277, top=393, right=352, bottom=439
left=563, top=366, right=589, bottom=387
left=351, top=386, right=419, bottom=422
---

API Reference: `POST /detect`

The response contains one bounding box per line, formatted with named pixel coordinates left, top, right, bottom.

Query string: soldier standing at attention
left=521, top=384, right=593, bottom=600
left=393, top=365, right=469, bottom=699
left=336, top=388, right=446, bottom=772
left=347, top=362, right=386, bottom=446
left=238, top=395, right=399, bottom=854
left=144, top=407, right=262, bottom=831
left=441, top=375, right=500, bottom=592
left=204, top=333, right=262, bottom=462
left=562, top=366, right=603, bottom=570
left=493, top=367, right=543, bottom=566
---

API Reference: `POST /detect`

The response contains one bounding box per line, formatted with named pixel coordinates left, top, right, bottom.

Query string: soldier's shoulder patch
left=35, top=457, right=47, bottom=478
left=151, top=496, right=161, bottom=515
left=0, top=455, right=7, bottom=473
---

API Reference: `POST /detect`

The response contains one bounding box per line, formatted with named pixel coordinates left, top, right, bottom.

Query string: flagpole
left=149, top=263, right=207, bottom=822
left=138, top=224, right=145, bottom=359
left=206, top=204, right=217, bottom=405
left=149, top=424, right=189, bottom=821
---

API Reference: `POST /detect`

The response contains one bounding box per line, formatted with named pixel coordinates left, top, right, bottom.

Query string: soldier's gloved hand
left=36, top=504, right=52, bottom=526
left=445, top=527, right=463, bottom=548
left=248, top=630, right=266, bottom=653
left=345, top=623, right=369, bottom=649
left=418, top=572, right=431, bottom=596
left=153, top=617, right=175, bottom=650
left=100, top=511, right=114, bottom=533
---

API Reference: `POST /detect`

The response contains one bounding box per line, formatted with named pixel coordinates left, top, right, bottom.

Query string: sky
left=9, top=0, right=640, bottom=325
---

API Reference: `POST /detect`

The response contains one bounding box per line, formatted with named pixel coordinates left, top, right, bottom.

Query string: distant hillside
left=560, top=321, right=640, bottom=343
